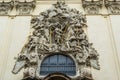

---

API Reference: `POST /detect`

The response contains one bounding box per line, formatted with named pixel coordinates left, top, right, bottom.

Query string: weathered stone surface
left=12, top=1, right=100, bottom=80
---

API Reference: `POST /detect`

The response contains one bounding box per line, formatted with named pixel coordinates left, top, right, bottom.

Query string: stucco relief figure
left=12, top=1, right=100, bottom=80
left=26, top=35, right=39, bottom=52
left=31, top=17, right=40, bottom=29
left=12, top=53, right=29, bottom=74
left=53, top=24, right=63, bottom=45
left=23, top=50, right=39, bottom=79
left=24, top=67, right=36, bottom=79
left=80, top=67, right=93, bottom=79
left=29, top=51, right=39, bottom=64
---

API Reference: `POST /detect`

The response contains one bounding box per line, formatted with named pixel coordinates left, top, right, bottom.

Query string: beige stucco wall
left=87, top=15, right=120, bottom=80
left=0, top=1, right=120, bottom=80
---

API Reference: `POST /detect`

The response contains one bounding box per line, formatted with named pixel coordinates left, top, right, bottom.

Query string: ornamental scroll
left=12, top=1, right=100, bottom=80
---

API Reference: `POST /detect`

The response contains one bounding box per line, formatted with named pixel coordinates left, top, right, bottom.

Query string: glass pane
left=40, top=54, right=76, bottom=76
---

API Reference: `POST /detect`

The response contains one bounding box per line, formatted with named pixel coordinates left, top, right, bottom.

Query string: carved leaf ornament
left=12, top=1, right=100, bottom=80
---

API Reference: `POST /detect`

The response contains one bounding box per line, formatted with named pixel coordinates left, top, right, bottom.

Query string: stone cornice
left=0, top=0, right=120, bottom=15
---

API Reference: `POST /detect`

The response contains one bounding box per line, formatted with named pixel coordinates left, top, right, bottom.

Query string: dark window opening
left=40, top=54, right=76, bottom=76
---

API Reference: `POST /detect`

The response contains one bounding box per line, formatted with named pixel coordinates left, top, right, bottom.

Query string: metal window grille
left=40, top=54, right=76, bottom=76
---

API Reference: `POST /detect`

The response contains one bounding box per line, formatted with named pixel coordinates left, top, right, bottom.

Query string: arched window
left=40, top=54, right=76, bottom=76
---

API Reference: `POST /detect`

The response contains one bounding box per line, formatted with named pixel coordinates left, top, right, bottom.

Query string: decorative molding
left=82, top=0, right=103, bottom=14
left=105, top=0, right=120, bottom=14
left=1, top=0, right=120, bottom=15
left=12, top=1, right=100, bottom=80
left=0, top=1, right=14, bottom=15
left=15, top=0, right=36, bottom=15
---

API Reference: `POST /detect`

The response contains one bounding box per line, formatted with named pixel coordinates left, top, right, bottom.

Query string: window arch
left=40, top=54, right=76, bottom=76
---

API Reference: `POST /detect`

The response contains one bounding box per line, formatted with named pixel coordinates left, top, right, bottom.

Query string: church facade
left=0, top=0, right=120, bottom=80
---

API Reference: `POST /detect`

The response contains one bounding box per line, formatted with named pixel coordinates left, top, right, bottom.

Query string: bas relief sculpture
left=12, top=1, right=100, bottom=80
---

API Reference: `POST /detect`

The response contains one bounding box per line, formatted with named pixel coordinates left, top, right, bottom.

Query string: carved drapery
left=0, top=1, right=14, bottom=15
left=12, top=1, right=100, bottom=80
left=105, top=0, right=120, bottom=14
left=82, top=0, right=102, bottom=14
left=15, top=0, right=36, bottom=15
